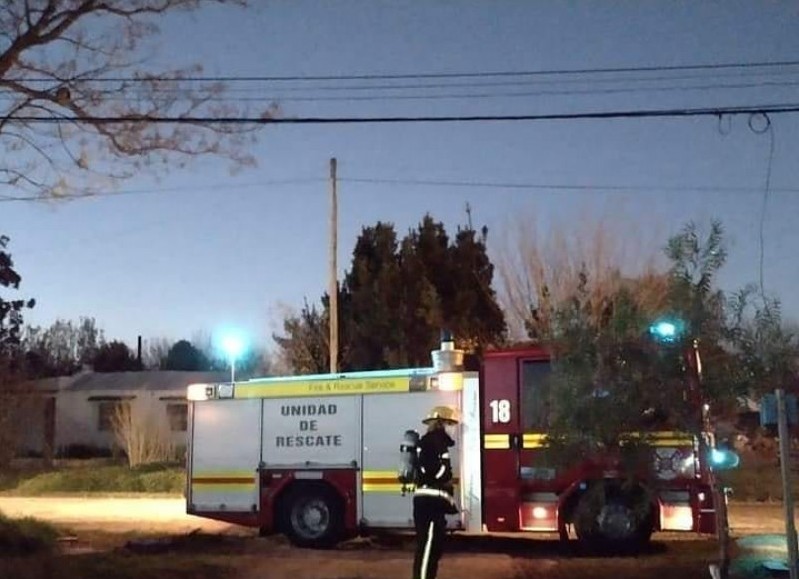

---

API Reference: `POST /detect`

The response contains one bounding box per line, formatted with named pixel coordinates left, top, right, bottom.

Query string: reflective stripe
left=483, top=434, right=510, bottom=449
left=415, top=487, right=456, bottom=508
left=441, top=452, right=450, bottom=459
left=420, top=520, right=435, bottom=579
left=522, top=433, right=547, bottom=449
left=361, top=471, right=459, bottom=493
left=434, top=464, right=446, bottom=479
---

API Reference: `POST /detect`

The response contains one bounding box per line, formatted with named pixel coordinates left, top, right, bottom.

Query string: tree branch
left=0, top=0, right=258, bottom=199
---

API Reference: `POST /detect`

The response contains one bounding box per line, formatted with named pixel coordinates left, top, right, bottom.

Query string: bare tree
left=23, top=316, right=104, bottom=376
left=142, top=336, right=171, bottom=369
left=111, top=395, right=174, bottom=467
left=0, top=1, right=269, bottom=200
left=496, top=208, right=668, bottom=341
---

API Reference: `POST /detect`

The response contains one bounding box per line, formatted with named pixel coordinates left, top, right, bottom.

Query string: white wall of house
left=55, top=389, right=188, bottom=453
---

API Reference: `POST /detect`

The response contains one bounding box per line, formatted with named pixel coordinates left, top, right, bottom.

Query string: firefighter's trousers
left=412, top=495, right=448, bottom=579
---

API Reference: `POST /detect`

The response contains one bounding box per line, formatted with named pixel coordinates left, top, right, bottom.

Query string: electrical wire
left=12, top=78, right=795, bottom=104
left=3, top=102, right=799, bottom=124
left=755, top=114, right=776, bottom=298
left=340, top=177, right=799, bottom=194
left=19, top=67, right=799, bottom=93
left=4, top=175, right=799, bottom=204
left=14, top=58, right=799, bottom=83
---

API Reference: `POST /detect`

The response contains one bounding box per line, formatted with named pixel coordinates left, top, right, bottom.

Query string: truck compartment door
left=361, top=390, right=462, bottom=528
left=481, top=354, right=521, bottom=531
left=188, top=399, right=262, bottom=513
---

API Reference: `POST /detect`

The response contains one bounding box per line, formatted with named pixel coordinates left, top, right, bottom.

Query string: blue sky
left=4, top=1, right=799, bottom=352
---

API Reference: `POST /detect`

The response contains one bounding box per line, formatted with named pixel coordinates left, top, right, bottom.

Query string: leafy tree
left=340, top=221, right=404, bottom=369
left=0, top=1, right=262, bottom=201
left=543, top=220, right=798, bottom=455
left=727, top=289, right=799, bottom=401
left=275, top=214, right=507, bottom=372
left=93, top=340, right=139, bottom=373
left=273, top=300, right=329, bottom=375
left=530, top=219, right=799, bottom=547
left=164, top=339, right=209, bottom=371
left=0, top=235, right=34, bottom=466
left=0, top=236, right=34, bottom=357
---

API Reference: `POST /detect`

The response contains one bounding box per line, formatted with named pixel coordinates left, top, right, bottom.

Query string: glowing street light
left=220, top=332, right=246, bottom=383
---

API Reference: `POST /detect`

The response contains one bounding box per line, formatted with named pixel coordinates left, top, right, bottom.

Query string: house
left=17, top=369, right=228, bottom=458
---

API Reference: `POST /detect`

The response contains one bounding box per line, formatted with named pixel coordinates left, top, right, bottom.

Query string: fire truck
left=185, top=335, right=728, bottom=550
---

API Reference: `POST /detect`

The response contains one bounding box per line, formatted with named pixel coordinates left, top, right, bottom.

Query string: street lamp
left=221, top=333, right=245, bottom=383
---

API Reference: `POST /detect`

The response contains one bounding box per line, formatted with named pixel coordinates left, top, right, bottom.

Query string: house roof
left=64, top=370, right=229, bottom=393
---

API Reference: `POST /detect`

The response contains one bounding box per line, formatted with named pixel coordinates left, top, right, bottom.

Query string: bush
left=12, top=465, right=184, bottom=495
left=0, top=512, right=58, bottom=555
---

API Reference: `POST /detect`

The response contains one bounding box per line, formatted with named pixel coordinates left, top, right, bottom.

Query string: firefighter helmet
left=422, top=405, right=460, bottom=425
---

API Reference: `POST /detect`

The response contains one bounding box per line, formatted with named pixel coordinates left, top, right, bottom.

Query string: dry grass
left=111, top=397, right=175, bottom=468
left=7, top=464, right=183, bottom=495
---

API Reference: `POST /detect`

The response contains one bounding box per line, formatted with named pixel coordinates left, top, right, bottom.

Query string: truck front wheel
left=574, top=482, right=653, bottom=552
left=278, top=483, right=343, bottom=549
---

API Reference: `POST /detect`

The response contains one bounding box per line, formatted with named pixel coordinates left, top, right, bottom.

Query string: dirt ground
left=0, top=498, right=792, bottom=579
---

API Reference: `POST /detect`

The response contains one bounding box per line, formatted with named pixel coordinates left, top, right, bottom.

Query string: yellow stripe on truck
left=622, top=431, right=695, bottom=447
left=522, top=433, right=548, bottom=449
left=361, top=471, right=459, bottom=493
left=362, top=470, right=403, bottom=493
left=483, top=434, right=510, bottom=449
left=191, top=470, right=256, bottom=492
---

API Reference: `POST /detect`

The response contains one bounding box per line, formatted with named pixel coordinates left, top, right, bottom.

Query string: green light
left=709, top=448, right=740, bottom=470
left=649, top=317, right=686, bottom=343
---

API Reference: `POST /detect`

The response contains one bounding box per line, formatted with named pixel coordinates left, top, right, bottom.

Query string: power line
left=4, top=102, right=799, bottom=124
left=15, top=58, right=799, bottom=83
left=23, top=78, right=797, bottom=104
left=341, top=177, right=799, bottom=194
left=4, top=175, right=798, bottom=204
left=18, top=67, right=799, bottom=93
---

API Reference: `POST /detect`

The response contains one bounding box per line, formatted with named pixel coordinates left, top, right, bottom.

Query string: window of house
left=167, top=403, right=188, bottom=432
left=519, top=359, right=552, bottom=431
left=97, top=400, right=129, bottom=431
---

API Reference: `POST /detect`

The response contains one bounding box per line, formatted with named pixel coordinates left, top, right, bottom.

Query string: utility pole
left=777, top=388, right=799, bottom=579
left=329, top=157, right=339, bottom=373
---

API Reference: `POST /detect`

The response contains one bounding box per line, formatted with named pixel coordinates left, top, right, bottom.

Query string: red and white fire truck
left=185, top=335, right=726, bottom=549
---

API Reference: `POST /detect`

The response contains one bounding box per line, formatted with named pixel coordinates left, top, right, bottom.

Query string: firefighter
left=412, top=405, right=459, bottom=579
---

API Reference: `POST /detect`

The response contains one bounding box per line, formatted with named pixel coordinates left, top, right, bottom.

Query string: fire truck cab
left=185, top=336, right=725, bottom=549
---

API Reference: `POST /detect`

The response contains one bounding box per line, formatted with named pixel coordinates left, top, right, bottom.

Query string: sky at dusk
left=4, top=1, right=799, bottom=354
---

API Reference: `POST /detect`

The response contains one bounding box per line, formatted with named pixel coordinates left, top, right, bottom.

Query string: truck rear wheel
left=279, top=483, right=343, bottom=549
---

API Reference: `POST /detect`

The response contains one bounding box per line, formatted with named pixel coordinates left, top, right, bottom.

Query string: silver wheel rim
left=291, top=497, right=330, bottom=539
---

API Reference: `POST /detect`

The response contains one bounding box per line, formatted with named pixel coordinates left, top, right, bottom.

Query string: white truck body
left=186, top=368, right=483, bottom=536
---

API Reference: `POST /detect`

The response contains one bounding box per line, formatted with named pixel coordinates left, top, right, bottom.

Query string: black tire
left=574, top=482, right=653, bottom=553
left=278, top=483, right=343, bottom=549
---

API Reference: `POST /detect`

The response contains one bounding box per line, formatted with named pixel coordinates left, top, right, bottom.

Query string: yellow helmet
left=422, top=405, right=460, bottom=425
